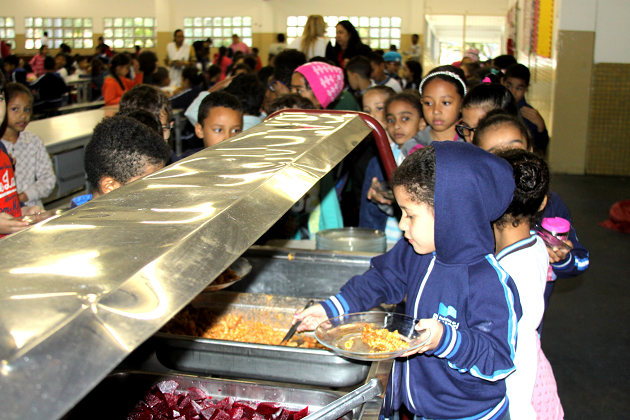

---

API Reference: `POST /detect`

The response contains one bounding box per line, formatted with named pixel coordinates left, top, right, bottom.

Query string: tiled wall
left=586, top=63, right=630, bottom=175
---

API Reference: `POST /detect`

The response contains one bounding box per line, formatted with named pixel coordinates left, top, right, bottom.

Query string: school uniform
left=517, top=97, right=550, bottom=152
left=0, top=142, right=21, bottom=238
left=322, top=142, right=522, bottom=420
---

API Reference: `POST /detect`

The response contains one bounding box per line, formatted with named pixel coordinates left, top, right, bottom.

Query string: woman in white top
left=287, top=15, right=330, bottom=60
left=166, top=29, right=195, bottom=88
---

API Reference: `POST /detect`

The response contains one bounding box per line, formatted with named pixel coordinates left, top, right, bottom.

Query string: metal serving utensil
left=280, top=300, right=315, bottom=345
left=300, top=378, right=384, bottom=420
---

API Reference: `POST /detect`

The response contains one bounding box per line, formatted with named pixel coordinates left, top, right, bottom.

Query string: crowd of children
left=0, top=32, right=591, bottom=420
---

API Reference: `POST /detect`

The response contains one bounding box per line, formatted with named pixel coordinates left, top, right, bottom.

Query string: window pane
left=25, top=18, right=33, bottom=27
left=145, top=28, right=154, bottom=37
left=74, top=39, right=83, bottom=49
left=194, top=28, right=202, bottom=37
left=213, top=28, right=222, bottom=38
left=184, top=29, right=193, bottom=37
left=297, top=16, right=307, bottom=26
left=287, top=16, right=297, bottom=26
left=135, top=27, right=144, bottom=37
left=370, top=39, right=379, bottom=48
left=391, top=28, right=401, bottom=39
left=145, top=39, right=154, bottom=48
left=7, top=29, right=14, bottom=38
left=84, top=18, right=92, bottom=27
left=54, top=18, right=63, bottom=27
left=287, top=27, right=297, bottom=37
left=326, top=27, right=335, bottom=38
left=381, top=17, right=390, bottom=27
left=203, top=28, right=211, bottom=37
left=370, top=28, right=379, bottom=38
left=204, top=18, right=212, bottom=27
left=359, top=17, right=369, bottom=27
left=114, top=18, right=123, bottom=27
left=113, top=39, right=124, bottom=48
left=74, top=18, right=82, bottom=27
left=223, top=17, right=231, bottom=26
left=34, top=28, right=41, bottom=38
left=233, top=17, right=242, bottom=26
left=34, top=39, right=41, bottom=48
left=370, top=17, right=379, bottom=27
left=391, top=17, right=402, bottom=27
left=213, top=17, right=222, bottom=26
left=43, top=18, right=52, bottom=27
left=297, top=27, right=304, bottom=36
left=34, top=18, right=42, bottom=27
left=349, top=17, right=359, bottom=27
left=144, top=18, right=153, bottom=27
left=104, top=18, right=113, bottom=27
left=6, top=17, right=14, bottom=27
left=64, top=29, right=73, bottom=38
left=380, top=39, right=390, bottom=49
left=0, top=18, right=4, bottom=28
left=243, top=38, right=252, bottom=47
left=25, top=39, right=34, bottom=49
left=84, top=38, right=93, bottom=48
left=0, top=29, right=4, bottom=38
left=104, top=38, right=113, bottom=45
left=64, top=18, right=72, bottom=27
left=25, top=28, right=34, bottom=38
left=242, top=27, right=251, bottom=37
left=134, top=17, right=143, bottom=27
left=243, top=17, right=252, bottom=26
left=194, top=17, right=202, bottom=27
left=124, top=38, right=134, bottom=48
left=359, top=27, right=369, bottom=38
left=114, top=28, right=123, bottom=37
left=232, top=27, right=242, bottom=37
left=53, top=39, right=62, bottom=49
left=339, top=16, right=348, bottom=22
left=135, top=39, right=143, bottom=46
left=223, top=28, right=231, bottom=37
left=381, top=28, right=390, bottom=38
left=184, top=18, right=193, bottom=27
left=73, top=28, right=82, bottom=37
left=391, top=39, right=401, bottom=49
left=124, top=18, right=133, bottom=27
left=84, top=28, right=92, bottom=38
left=55, top=28, right=64, bottom=38
left=223, top=38, right=231, bottom=46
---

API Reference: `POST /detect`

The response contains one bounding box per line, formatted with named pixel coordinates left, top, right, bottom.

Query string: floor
left=542, top=174, right=630, bottom=418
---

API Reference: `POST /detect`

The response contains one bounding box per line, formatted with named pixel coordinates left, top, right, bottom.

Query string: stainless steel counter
left=0, top=111, right=375, bottom=420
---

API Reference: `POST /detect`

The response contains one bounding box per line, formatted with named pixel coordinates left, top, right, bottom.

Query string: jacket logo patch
left=433, top=302, right=459, bottom=329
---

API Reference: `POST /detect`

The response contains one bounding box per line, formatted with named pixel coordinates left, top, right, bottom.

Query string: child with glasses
left=457, top=82, right=518, bottom=143
left=119, top=84, right=173, bottom=142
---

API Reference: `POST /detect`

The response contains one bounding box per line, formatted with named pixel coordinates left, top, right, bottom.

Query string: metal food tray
left=63, top=370, right=353, bottom=420
left=154, top=292, right=371, bottom=387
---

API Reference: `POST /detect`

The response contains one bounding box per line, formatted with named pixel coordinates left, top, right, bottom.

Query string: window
left=103, top=17, right=156, bottom=49
left=183, top=17, right=252, bottom=48
left=286, top=16, right=402, bottom=50
left=24, top=17, right=93, bottom=50
left=0, top=18, right=16, bottom=48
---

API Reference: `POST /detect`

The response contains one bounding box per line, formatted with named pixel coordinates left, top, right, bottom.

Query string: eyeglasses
left=455, top=123, right=476, bottom=139
left=268, top=80, right=286, bottom=92
left=162, top=122, right=174, bottom=133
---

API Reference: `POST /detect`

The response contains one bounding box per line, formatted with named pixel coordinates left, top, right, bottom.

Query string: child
left=401, top=66, right=466, bottom=156
left=382, top=51, right=403, bottom=84
left=296, top=142, right=521, bottom=420
left=473, top=111, right=590, bottom=319
left=102, top=53, right=143, bottom=106
left=30, top=56, right=68, bottom=113
left=401, top=59, right=422, bottom=91
left=73, top=115, right=171, bottom=208
left=492, top=148, right=564, bottom=420
left=368, top=52, right=402, bottom=93
left=3, top=55, right=28, bottom=86
left=54, top=53, right=69, bottom=84
left=119, top=84, right=173, bottom=141
left=346, top=56, right=375, bottom=101
left=266, top=93, right=316, bottom=115
left=0, top=74, right=40, bottom=236
left=291, top=62, right=360, bottom=111
left=385, top=92, right=426, bottom=165
left=502, top=64, right=549, bottom=152
left=458, top=83, right=519, bottom=143
left=194, top=91, right=243, bottom=148
left=1, top=83, right=56, bottom=208
left=29, top=45, right=48, bottom=77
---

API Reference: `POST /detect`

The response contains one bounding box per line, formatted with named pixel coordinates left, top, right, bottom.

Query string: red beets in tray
left=127, top=381, right=310, bottom=420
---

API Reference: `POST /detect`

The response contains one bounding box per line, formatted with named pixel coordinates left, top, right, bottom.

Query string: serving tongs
left=280, top=300, right=315, bottom=345
left=301, top=378, right=384, bottom=420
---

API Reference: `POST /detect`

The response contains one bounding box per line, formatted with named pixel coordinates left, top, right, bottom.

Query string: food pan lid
left=0, top=111, right=373, bottom=420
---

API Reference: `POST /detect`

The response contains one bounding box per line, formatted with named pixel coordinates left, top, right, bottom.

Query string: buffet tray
left=154, top=292, right=371, bottom=387
left=63, top=370, right=353, bottom=420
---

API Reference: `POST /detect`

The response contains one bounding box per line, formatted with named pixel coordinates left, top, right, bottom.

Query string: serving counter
left=0, top=111, right=396, bottom=420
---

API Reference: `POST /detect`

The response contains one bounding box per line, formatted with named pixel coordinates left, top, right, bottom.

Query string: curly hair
left=120, top=84, right=173, bottom=123
left=385, top=92, right=424, bottom=119
left=493, top=148, right=549, bottom=228
left=391, top=146, right=436, bottom=209
left=84, top=116, right=171, bottom=193
left=267, top=93, right=316, bottom=114
left=273, top=49, right=307, bottom=87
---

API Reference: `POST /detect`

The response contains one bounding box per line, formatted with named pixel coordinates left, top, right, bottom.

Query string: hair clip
left=419, top=71, right=467, bottom=96
left=482, top=77, right=492, bottom=83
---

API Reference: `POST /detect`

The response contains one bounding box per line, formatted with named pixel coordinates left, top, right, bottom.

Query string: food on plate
left=128, top=380, right=311, bottom=420
left=161, top=306, right=325, bottom=349
left=210, top=267, right=238, bottom=287
left=360, top=325, right=410, bottom=353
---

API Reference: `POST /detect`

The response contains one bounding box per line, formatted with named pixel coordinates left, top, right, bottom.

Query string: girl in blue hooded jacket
left=296, top=141, right=522, bottom=420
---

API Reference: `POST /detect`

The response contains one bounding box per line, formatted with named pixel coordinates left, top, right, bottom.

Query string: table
left=66, top=77, right=92, bottom=103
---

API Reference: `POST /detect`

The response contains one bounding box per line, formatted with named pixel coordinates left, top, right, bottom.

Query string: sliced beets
left=293, top=407, right=309, bottom=420
left=188, top=387, right=209, bottom=401
left=255, top=402, right=282, bottom=419
left=157, top=380, right=180, bottom=395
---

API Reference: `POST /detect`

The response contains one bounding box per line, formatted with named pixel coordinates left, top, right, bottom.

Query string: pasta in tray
left=161, top=306, right=324, bottom=349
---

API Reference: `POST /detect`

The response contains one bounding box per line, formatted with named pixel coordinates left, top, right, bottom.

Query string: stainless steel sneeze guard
left=0, top=112, right=373, bottom=420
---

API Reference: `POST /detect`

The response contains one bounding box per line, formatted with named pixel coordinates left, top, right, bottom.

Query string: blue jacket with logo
left=321, top=142, right=522, bottom=420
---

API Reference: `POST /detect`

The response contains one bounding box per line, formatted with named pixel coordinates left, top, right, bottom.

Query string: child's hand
left=0, top=212, right=29, bottom=234
left=367, top=177, right=394, bottom=205
left=293, top=303, right=328, bottom=332
left=547, top=240, right=573, bottom=263
left=22, top=205, right=42, bottom=216
left=400, top=318, right=444, bottom=357
left=521, top=106, right=546, bottom=132
left=18, top=192, right=29, bottom=203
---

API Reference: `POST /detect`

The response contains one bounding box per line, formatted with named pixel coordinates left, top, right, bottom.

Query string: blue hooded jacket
left=321, top=142, right=522, bottom=420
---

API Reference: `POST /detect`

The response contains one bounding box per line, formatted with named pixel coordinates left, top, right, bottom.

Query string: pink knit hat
left=295, top=62, right=344, bottom=108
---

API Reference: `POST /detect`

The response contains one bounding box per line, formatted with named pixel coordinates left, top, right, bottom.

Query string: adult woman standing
left=325, top=20, right=371, bottom=68
left=166, top=29, right=195, bottom=88
left=287, top=15, right=330, bottom=60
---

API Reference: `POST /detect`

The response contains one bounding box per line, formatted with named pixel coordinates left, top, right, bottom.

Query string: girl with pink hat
left=291, top=61, right=359, bottom=111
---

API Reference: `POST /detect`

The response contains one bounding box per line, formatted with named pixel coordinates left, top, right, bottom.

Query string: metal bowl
left=315, top=312, right=431, bottom=361
left=316, top=228, right=386, bottom=253
left=204, top=257, right=252, bottom=292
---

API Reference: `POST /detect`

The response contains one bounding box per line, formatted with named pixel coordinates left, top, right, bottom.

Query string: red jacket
left=102, top=73, right=144, bottom=106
